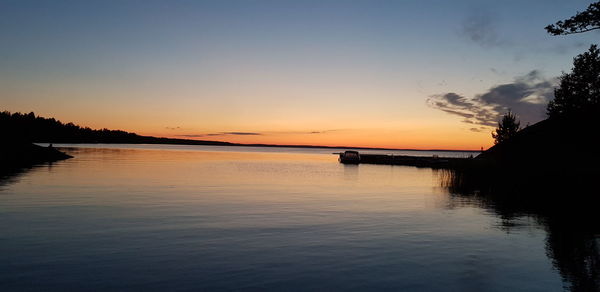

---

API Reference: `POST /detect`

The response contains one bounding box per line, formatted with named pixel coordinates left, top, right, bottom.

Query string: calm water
left=0, top=145, right=591, bottom=291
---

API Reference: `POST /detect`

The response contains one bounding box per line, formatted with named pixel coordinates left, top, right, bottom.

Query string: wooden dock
left=336, top=151, right=472, bottom=169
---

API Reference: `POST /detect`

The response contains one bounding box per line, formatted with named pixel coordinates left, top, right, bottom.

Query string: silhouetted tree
left=492, top=111, right=520, bottom=144
left=546, top=3, right=600, bottom=118
left=0, top=110, right=232, bottom=146
left=546, top=2, right=600, bottom=35
left=547, top=45, right=600, bottom=118
left=1, top=111, right=142, bottom=143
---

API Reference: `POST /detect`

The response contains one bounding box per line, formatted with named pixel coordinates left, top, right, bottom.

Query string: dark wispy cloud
left=469, top=127, right=489, bottom=133
left=461, top=11, right=585, bottom=56
left=220, top=132, right=261, bottom=136
left=428, top=70, right=556, bottom=127
left=550, top=41, right=587, bottom=55
left=461, top=11, right=507, bottom=48
left=176, top=132, right=262, bottom=138
left=303, top=129, right=342, bottom=134
left=165, top=126, right=181, bottom=130
left=176, top=134, right=208, bottom=138
left=175, top=129, right=345, bottom=138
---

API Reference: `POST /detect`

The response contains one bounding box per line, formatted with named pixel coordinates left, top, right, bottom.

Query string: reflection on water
left=0, top=169, right=28, bottom=188
left=40, top=143, right=480, bottom=158
left=437, top=168, right=600, bottom=291
left=0, top=145, right=595, bottom=291
left=0, top=162, right=58, bottom=190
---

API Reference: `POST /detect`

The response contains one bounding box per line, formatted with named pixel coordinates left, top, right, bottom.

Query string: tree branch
left=558, top=26, right=600, bottom=35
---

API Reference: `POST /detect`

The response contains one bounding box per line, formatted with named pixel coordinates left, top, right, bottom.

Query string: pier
left=336, top=151, right=473, bottom=169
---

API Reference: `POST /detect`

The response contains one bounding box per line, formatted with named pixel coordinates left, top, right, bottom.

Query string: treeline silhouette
left=2, top=110, right=409, bottom=150
left=1, top=111, right=233, bottom=146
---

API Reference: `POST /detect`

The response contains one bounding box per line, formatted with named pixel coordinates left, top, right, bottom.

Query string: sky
left=1, top=0, right=597, bottom=150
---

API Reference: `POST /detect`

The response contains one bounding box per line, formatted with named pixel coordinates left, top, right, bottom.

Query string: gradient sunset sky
left=1, top=0, right=597, bottom=150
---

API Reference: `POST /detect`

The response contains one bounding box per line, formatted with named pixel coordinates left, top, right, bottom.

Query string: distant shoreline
left=36, top=140, right=479, bottom=153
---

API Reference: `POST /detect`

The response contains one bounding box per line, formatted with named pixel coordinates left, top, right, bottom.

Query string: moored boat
left=338, top=150, right=360, bottom=164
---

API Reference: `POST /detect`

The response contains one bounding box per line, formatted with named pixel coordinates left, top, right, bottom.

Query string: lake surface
left=0, top=145, right=595, bottom=291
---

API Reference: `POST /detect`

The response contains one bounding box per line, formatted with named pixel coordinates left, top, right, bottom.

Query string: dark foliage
left=0, top=111, right=233, bottom=145
left=478, top=113, right=599, bottom=171
left=547, top=45, right=600, bottom=118
left=491, top=110, right=520, bottom=144
left=2, top=111, right=140, bottom=143
left=545, top=2, right=600, bottom=35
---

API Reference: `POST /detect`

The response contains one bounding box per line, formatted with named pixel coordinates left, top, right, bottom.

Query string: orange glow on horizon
left=140, top=128, right=494, bottom=151
left=7, top=103, right=496, bottom=151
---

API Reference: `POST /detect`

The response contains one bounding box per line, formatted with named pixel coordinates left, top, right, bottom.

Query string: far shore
left=34, top=140, right=480, bottom=153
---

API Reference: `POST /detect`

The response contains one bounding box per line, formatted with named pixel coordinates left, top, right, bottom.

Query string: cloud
left=220, top=132, right=261, bottom=136
left=174, top=129, right=346, bottom=139
left=461, top=10, right=585, bottom=60
left=304, top=129, right=341, bottom=134
left=176, top=134, right=209, bottom=138
left=165, top=126, right=181, bottom=130
left=469, top=127, right=489, bottom=133
left=461, top=11, right=506, bottom=48
left=176, top=132, right=262, bottom=138
left=428, top=92, right=498, bottom=127
left=550, top=42, right=587, bottom=55
left=428, top=70, right=557, bottom=127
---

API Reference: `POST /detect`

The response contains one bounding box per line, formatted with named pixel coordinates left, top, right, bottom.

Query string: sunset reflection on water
left=0, top=145, right=567, bottom=291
